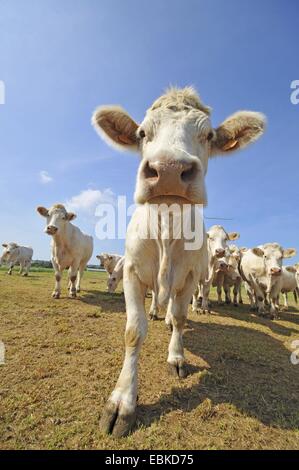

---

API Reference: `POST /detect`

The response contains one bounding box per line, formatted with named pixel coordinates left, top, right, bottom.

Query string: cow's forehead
left=149, top=87, right=211, bottom=114
left=48, top=205, right=67, bottom=216
left=209, top=225, right=226, bottom=237
left=263, top=243, right=283, bottom=256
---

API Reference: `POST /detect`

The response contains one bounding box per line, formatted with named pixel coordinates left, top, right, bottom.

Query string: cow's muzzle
left=270, top=267, right=282, bottom=276
left=45, top=225, right=58, bottom=235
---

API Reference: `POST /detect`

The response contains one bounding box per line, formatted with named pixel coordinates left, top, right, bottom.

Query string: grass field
left=1, top=268, right=299, bottom=450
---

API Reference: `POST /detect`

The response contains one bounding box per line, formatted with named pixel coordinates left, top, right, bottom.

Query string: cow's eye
left=139, top=129, right=146, bottom=139
left=207, top=131, right=214, bottom=142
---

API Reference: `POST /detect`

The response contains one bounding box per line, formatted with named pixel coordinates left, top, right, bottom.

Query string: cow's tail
left=157, top=238, right=171, bottom=308
left=294, top=288, right=298, bottom=304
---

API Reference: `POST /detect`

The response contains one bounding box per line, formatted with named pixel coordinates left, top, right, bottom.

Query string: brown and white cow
left=92, top=86, right=265, bottom=436
left=192, top=225, right=239, bottom=311
left=239, top=243, right=296, bottom=317
left=37, top=204, right=93, bottom=298
left=0, top=242, right=33, bottom=276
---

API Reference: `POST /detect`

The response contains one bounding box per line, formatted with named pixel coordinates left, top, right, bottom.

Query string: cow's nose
left=144, top=159, right=198, bottom=184
left=215, top=248, right=226, bottom=257
left=271, top=267, right=281, bottom=275
left=219, top=262, right=228, bottom=270
left=46, top=225, right=58, bottom=233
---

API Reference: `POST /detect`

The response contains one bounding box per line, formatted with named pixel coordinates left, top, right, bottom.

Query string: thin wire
left=204, top=216, right=234, bottom=220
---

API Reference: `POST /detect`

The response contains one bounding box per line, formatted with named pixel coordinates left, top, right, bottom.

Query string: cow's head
left=252, top=243, right=297, bottom=276
left=107, top=273, right=118, bottom=293
left=37, top=204, right=76, bottom=235
left=207, top=225, right=239, bottom=259
left=294, top=263, right=299, bottom=288
left=96, top=253, right=115, bottom=269
left=1, top=242, right=19, bottom=263
left=226, top=245, right=241, bottom=278
left=92, top=87, right=266, bottom=205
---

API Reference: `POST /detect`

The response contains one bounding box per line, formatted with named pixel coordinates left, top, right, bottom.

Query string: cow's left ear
left=37, top=206, right=49, bottom=217
left=66, top=212, right=76, bottom=221
left=228, top=232, right=240, bottom=241
left=211, top=111, right=266, bottom=156
left=2, top=243, right=7, bottom=248
left=283, top=248, right=297, bottom=259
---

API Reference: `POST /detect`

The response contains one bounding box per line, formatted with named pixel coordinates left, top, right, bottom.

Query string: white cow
left=192, top=225, right=239, bottom=311
left=107, top=256, right=125, bottom=293
left=97, top=253, right=122, bottom=275
left=0, top=242, right=33, bottom=276
left=279, top=266, right=298, bottom=308
left=223, top=245, right=243, bottom=306
left=92, top=86, right=265, bottom=436
left=37, top=204, right=93, bottom=298
left=239, top=243, right=296, bottom=317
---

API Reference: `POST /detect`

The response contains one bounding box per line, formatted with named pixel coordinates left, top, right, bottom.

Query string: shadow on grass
left=138, top=321, right=299, bottom=431
left=79, top=289, right=126, bottom=313
left=209, top=301, right=299, bottom=337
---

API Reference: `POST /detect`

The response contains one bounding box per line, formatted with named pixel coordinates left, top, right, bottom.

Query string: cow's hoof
left=69, top=291, right=77, bottom=298
left=234, top=303, right=238, bottom=307
left=168, top=361, right=188, bottom=379
left=239, top=299, right=243, bottom=304
left=52, top=292, right=60, bottom=299
left=218, top=302, right=225, bottom=306
left=225, top=300, right=231, bottom=305
left=76, top=288, right=80, bottom=293
left=99, top=401, right=136, bottom=438
left=149, top=313, right=158, bottom=321
left=22, top=273, right=28, bottom=277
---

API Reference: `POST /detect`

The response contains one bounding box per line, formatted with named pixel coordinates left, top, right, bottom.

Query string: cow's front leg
left=100, top=269, right=147, bottom=437
left=19, top=264, right=23, bottom=275
left=68, top=265, right=79, bottom=298
left=52, top=259, right=62, bottom=298
left=167, top=281, right=194, bottom=378
left=192, top=284, right=202, bottom=312
left=7, top=263, right=14, bottom=275
left=283, top=292, right=288, bottom=309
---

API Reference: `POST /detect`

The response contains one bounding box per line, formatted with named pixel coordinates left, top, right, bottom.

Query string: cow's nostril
left=181, top=163, right=197, bottom=182
left=144, top=162, right=159, bottom=180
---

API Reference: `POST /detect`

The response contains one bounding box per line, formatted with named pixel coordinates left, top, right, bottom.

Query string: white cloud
left=39, top=170, right=53, bottom=184
left=65, top=188, right=116, bottom=214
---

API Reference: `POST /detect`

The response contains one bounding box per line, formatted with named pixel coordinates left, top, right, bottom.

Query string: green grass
left=0, top=269, right=299, bottom=449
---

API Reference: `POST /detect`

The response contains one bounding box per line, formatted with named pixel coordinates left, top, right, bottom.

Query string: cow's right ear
left=37, top=206, right=49, bottom=217
left=2, top=243, right=7, bottom=248
left=252, top=247, right=264, bottom=257
left=92, top=106, right=139, bottom=152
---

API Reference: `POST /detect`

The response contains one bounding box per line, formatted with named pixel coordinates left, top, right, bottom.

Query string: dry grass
left=0, top=268, right=299, bottom=450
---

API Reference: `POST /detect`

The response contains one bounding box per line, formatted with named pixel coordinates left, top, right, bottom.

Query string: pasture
left=0, top=268, right=299, bottom=450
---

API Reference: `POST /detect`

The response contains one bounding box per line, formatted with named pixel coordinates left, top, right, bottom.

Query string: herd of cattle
left=1, top=87, right=298, bottom=437
left=1, top=222, right=298, bottom=320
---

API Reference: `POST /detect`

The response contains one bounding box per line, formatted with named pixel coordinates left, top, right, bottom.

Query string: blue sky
left=0, top=0, right=298, bottom=263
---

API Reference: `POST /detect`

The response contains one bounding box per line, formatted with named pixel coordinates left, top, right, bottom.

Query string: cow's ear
left=252, top=247, right=264, bottom=257
left=2, top=243, right=7, bottom=248
left=66, top=212, right=76, bottom=221
left=286, top=266, right=296, bottom=273
left=228, top=232, right=240, bottom=241
left=37, top=206, right=49, bottom=217
left=92, top=105, right=139, bottom=152
left=96, top=255, right=101, bottom=260
left=211, top=111, right=266, bottom=156
left=239, top=247, right=248, bottom=253
left=294, top=263, right=299, bottom=271
left=283, top=248, right=297, bottom=259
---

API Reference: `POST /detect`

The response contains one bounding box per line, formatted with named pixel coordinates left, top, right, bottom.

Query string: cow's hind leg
left=76, top=262, right=86, bottom=293
left=149, top=290, right=158, bottom=320
left=99, top=268, right=147, bottom=437
left=7, top=263, right=14, bottom=275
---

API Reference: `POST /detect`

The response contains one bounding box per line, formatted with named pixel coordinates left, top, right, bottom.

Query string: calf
left=92, top=86, right=265, bottom=436
left=37, top=204, right=93, bottom=298
left=223, top=245, right=243, bottom=306
left=97, top=253, right=122, bottom=275
left=0, top=243, right=33, bottom=276
left=239, top=243, right=296, bottom=317
left=192, top=225, right=239, bottom=311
